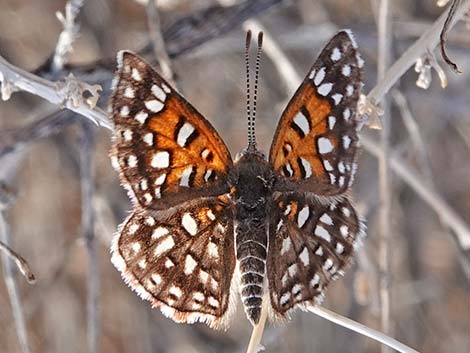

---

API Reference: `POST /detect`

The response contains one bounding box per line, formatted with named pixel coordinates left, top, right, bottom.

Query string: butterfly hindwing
left=110, top=51, right=233, bottom=209
left=267, top=193, right=365, bottom=317
left=269, top=30, right=364, bottom=196
left=111, top=196, right=236, bottom=328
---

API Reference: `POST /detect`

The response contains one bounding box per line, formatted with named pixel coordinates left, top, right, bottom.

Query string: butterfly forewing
left=267, top=194, right=365, bottom=317
left=110, top=51, right=233, bottom=209
left=111, top=197, right=236, bottom=328
left=269, top=30, right=363, bottom=196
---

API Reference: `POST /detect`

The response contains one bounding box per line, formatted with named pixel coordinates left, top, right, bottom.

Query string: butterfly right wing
left=269, top=30, right=363, bottom=196
left=111, top=196, right=236, bottom=329
left=267, top=193, right=365, bottom=318
left=110, top=51, right=233, bottom=210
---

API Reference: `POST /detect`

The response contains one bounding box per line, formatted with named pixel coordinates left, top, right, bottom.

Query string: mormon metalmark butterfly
left=110, top=30, right=365, bottom=329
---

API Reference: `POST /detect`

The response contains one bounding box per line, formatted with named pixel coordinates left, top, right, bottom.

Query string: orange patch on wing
left=270, top=83, right=333, bottom=182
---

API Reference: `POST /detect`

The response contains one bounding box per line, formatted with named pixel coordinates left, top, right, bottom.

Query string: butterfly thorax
left=228, top=151, right=274, bottom=324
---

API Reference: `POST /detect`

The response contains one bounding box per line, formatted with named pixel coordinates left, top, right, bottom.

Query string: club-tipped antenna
left=245, top=30, right=254, bottom=151
left=246, top=31, right=263, bottom=152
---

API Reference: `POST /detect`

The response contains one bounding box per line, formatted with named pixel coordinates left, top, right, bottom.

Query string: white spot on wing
left=320, top=213, right=333, bottom=225
left=346, top=85, right=354, bottom=96
left=155, top=173, right=166, bottom=185
left=311, top=274, right=320, bottom=287
left=297, top=206, right=309, bottom=228
left=332, top=93, right=343, bottom=105
left=151, top=84, right=166, bottom=102
left=120, top=106, right=129, bottom=116
left=331, top=47, right=341, bottom=61
left=131, top=68, right=142, bottom=81
left=127, top=155, right=138, bottom=168
left=293, top=111, right=310, bottom=135
left=184, top=254, right=197, bottom=275
left=318, top=83, right=333, bottom=96
left=299, top=247, right=309, bottom=266
left=280, top=237, right=292, bottom=256
left=135, top=111, right=148, bottom=124
left=169, top=285, right=182, bottom=298
left=154, top=236, right=175, bottom=256
left=318, top=137, right=334, bottom=154
left=280, top=292, right=290, bottom=305
left=128, top=223, right=139, bottom=234
left=151, top=151, right=170, bottom=168
left=143, top=133, right=154, bottom=146
left=123, top=129, right=133, bottom=141
left=328, top=116, right=336, bottom=130
left=208, top=242, right=219, bottom=258
left=323, top=160, right=333, bottom=171
left=182, top=213, right=198, bottom=236
left=342, top=65, right=351, bottom=76
left=343, top=136, right=352, bottom=149
left=177, top=122, right=195, bottom=147
left=340, top=225, right=349, bottom=238
left=336, top=243, right=345, bottom=254
left=299, top=157, right=312, bottom=178
left=152, top=227, right=168, bottom=240
left=315, top=225, right=331, bottom=242
left=179, top=166, right=193, bottom=187
left=314, top=67, right=326, bottom=86
left=145, top=100, right=164, bottom=113
left=343, top=108, right=351, bottom=121
left=124, top=87, right=135, bottom=98
left=288, top=264, right=297, bottom=277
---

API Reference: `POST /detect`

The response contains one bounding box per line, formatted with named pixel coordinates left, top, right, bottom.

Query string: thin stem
left=79, top=122, right=99, bottom=353
left=0, top=212, right=32, bottom=353
left=361, top=135, right=470, bottom=251
left=246, top=298, right=268, bottom=353
left=0, top=240, right=36, bottom=284
left=146, top=0, right=175, bottom=83
left=307, top=305, right=419, bottom=353
left=52, top=0, right=85, bottom=73
left=377, top=0, right=392, bottom=351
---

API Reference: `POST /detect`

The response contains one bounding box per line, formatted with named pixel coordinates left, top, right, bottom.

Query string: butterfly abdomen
left=235, top=216, right=268, bottom=324
left=230, top=153, right=274, bottom=324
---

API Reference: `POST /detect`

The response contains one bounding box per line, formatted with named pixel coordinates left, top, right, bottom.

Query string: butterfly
left=109, top=29, right=365, bottom=329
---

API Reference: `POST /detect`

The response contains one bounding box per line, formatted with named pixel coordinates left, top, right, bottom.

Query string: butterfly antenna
left=251, top=31, right=263, bottom=152
left=245, top=30, right=255, bottom=151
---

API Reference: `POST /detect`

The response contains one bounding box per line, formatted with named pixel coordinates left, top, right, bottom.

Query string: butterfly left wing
left=269, top=30, right=364, bottom=196
left=111, top=196, right=236, bottom=329
left=110, top=51, right=233, bottom=210
left=267, top=193, right=365, bottom=317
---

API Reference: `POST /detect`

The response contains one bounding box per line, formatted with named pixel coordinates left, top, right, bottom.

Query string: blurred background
left=0, top=0, right=469, bottom=352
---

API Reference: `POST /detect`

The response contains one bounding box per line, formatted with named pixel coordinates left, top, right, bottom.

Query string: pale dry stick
left=0, top=240, right=36, bottom=284
left=52, top=0, right=85, bottom=73
left=146, top=0, right=175, bottom=84
left=79, top=123, right=100, bottom=353
left=376, top=0, right=392, bottom=351
left=245, top=298, right=269, bottom=353
left=361, top=135, right=470, bottom=251
left=368, top=0, right=470, bottom=104
left=307, top=305, right=420, bottom=353
left=0, top=55, right=112, bottom=130
left=0, top=212, right=32, bottom=353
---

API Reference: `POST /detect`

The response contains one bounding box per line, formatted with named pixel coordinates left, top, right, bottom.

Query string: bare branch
left=0, top=212, right=33, bottom=353
left=0, top=240, right=36, bottom=284
left=79, top=122, right=100, bottom=353
left=52, top=0, right=85, bottom=73
left=368, top=0, right=470, bottom=104
left=307, top=305, right=419, bottom=353
left=0, top=54, right=111, bottom=129
left=440, top=0, right=463, bottom=73
left=146, top=0, right=175, bottom=83
left=361, top=135, right=470, bottom=252
left=376, top=1, right=393, bottom=350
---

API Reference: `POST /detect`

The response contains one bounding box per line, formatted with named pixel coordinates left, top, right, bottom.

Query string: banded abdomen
left=235, top=217, right=268, bottom=324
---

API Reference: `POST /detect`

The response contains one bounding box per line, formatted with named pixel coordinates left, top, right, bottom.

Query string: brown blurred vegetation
left=0, top=1, right=469, bottom=353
